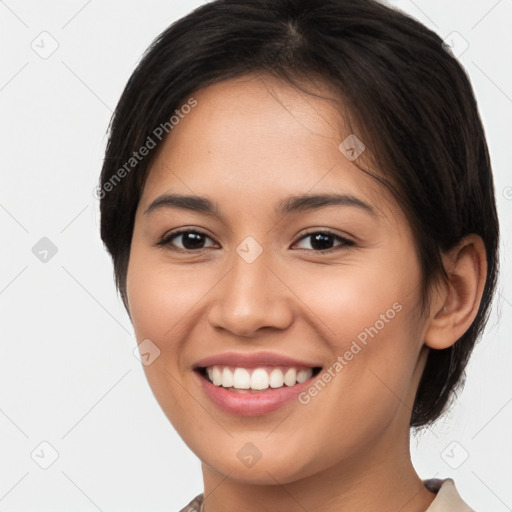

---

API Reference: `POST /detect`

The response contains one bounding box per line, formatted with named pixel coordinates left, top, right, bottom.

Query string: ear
left=424, top=234, right=487, bottom=350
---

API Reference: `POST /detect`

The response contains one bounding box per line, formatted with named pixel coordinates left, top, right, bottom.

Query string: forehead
left=139, top=74, right=399, bottom=221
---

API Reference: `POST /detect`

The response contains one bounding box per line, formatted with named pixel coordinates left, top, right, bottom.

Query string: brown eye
left=157, top=230, right=217, bottom=251
left=294, top=231, right=355, bottom=252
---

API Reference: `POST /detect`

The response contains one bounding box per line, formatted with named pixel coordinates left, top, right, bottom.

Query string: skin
left=126, top=74, right=487, bottom=512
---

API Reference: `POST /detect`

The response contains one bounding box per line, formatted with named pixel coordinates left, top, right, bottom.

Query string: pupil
left=183, top=232, right=204, bottom=249
left=311, top=233, right=333, bottom=250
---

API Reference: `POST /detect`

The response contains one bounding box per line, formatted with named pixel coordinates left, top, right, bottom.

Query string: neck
left=200, top=425, right=436, bottom=512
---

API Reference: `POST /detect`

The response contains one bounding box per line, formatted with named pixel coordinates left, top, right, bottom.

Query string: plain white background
left=1, top=1, right=511, bottom=510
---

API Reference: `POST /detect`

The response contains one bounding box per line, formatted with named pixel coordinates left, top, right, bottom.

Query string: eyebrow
left=144, top=192, right=378, bottom=218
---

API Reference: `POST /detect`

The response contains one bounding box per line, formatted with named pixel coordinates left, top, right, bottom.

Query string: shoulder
left=178, top=493, right=204, bottom=512
left=423, top=478, right=476, bottom=512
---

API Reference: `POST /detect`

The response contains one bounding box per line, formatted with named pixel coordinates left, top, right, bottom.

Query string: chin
left=196, top=442, right=324, bottom=485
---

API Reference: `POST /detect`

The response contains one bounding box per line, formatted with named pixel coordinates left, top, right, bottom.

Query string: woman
left=98, top=0, right=499, bottom=510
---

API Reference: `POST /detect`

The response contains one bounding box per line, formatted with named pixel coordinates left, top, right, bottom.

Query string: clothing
left=424, top=478, right=475, bottom=511
left=178, top=478, right=475, bottom=512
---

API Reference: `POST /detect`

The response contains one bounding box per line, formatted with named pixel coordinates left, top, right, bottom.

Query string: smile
left=202, top=365, right=319, bottom=391
left=192, top=352, right=323, bottom=415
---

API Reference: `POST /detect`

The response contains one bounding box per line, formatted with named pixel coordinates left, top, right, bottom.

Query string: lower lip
left=194, top=371, right=317, bottom=416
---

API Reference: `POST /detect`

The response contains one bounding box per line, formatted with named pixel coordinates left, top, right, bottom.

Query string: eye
left=293, top=230, right=355, bottom=252
left=157, top=229, right=217, bottom=251
left=156, top=228, right=355, bottom=253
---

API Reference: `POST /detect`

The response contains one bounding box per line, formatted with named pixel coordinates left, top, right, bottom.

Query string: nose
left=207, top=244, right=294, bottom=338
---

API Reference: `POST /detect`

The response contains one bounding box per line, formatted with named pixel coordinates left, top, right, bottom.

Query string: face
left=126, top=74, right=431, bottom=484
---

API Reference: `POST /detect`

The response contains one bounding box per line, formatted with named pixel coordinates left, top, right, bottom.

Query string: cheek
left=126, top=247, right=213, bottom=343
left=289, top=250, right=419, bottom=351
left=282, top=254, right=423, bottom=442
left=126, top=246, right=210, bottom=436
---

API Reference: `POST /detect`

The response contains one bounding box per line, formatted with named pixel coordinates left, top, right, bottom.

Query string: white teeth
left=269, top=368, right=284, bottom=388
left=204, top=365, right=315, bottom=390
left=212, top=366, right=222, bottom=386
left=284, top=368, right=297, bottom=386
left=233, top=368, right=251, bottom=389
left=296, top=369, right=312, bottom=383
left=222, top=367, right=233, bottom=388
left=251, top=368, right=269, bottom=390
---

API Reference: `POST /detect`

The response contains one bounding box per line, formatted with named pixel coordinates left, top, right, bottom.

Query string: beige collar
left=188, top=478, right=474, bottom=512
left=424, top=478, right=475, bottom=511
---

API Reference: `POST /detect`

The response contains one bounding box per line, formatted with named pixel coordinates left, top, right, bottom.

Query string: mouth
left=196, top=365, right=323, bottom=393
left=193, top=359, right=323, bottom=416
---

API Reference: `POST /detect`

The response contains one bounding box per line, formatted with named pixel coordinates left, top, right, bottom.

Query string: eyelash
left=156, top=228, right=355, bottom=253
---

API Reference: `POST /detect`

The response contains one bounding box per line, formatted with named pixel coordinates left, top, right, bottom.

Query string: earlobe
left=424, top=234, right=487, bottom=350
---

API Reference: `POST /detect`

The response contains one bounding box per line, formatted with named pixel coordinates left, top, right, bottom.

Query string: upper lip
left=193, top=351, right=322, bottom=369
